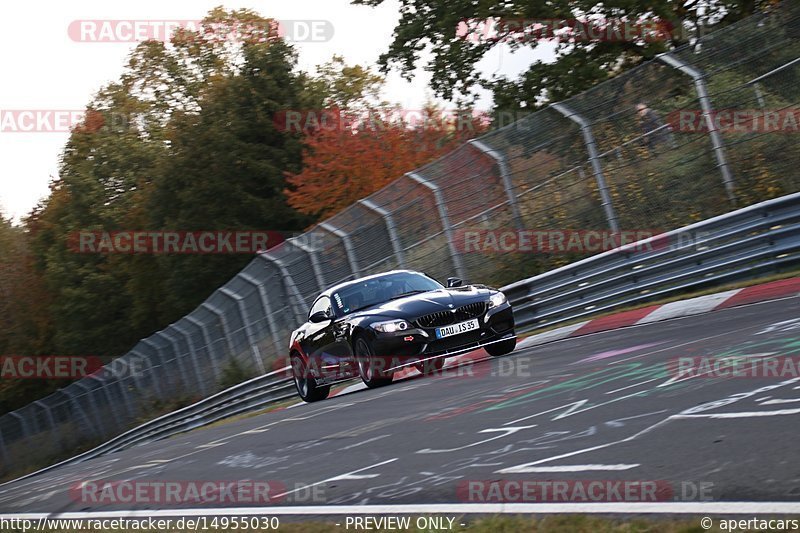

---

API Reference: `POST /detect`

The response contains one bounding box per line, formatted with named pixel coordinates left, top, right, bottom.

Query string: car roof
left=318, top=270, right=428, bottom=299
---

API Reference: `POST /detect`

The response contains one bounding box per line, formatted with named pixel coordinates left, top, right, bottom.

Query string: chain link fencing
left=2, top=3, right=799, bottom=477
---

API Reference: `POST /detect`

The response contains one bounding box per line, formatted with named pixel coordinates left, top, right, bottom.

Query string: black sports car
left=289, top=270, right=516, bottom=402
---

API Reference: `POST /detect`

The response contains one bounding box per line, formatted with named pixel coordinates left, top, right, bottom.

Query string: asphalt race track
left=3, top=296, right=800, bottom=514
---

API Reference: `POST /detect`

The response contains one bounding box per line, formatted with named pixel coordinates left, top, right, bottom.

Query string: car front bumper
left=369, top=303, right=515, bottom=371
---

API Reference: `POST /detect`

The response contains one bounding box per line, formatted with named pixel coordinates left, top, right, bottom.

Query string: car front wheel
left=355, top=337, right=394, bottom=388
left=485, top=335, right=517, bottom=357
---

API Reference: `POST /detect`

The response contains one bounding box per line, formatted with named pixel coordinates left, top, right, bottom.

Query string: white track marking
left=506, top=464, right=640, bottom=472
left=417, top=426, right=536, bottom=454
left=605, top=378, right=661, bottom=395
left=338, top=434, right=390, bottom=450
left=5, top=501, right=800, bottom=518
left=497, top=416, right=675, bottom=474
left=271, top=458, right=398, bottom=499
left=759, top=398, right=800, bottom=405
left=674, top=408, right=800, bottom=419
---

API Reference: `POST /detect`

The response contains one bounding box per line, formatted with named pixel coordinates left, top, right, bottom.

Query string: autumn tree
left=286, top=100, right=488, bottom=219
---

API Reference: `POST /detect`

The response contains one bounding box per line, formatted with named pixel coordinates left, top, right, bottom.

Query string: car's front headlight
left=488, top=292, right=507, bottom=309
left=370, top=319, right=411, bottom=333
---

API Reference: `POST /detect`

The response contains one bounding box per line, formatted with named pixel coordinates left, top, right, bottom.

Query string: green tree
left=353, top=0, right=778, bottom=110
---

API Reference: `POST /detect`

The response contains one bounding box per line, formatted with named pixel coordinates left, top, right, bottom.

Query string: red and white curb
left=517, top=276, right=800, bottom=350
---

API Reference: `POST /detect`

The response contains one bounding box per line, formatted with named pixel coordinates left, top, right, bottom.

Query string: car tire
left=355, top=337, right=394, bottom=388
left=291, top=353, right=330, bottom=402
left=485, top=335, right=517, bottom=357
left=414, top=357, right=445, bottom=375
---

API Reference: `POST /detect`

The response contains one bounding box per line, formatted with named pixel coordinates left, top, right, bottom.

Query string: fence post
left=186, top=315, right=223, bottom=384
left=285, top=238, right=326, bottom=291
left=62, top=385, right=96, bottom=437
left=142, top=337, right=182, bottom=393
left=220, top=287, right=268, bottom=374
left=550, top=102, right=620, bottom=233
left=358, top=199, right=407, bottom=268
left=201, top=302, right=239, bottom=370
left=258, top=252, right=308, bottom=324
left=89, top=375, right=120, bottom=433
left=468, top=139, right=524, bottom=229
left=131, top=347, right=163, bottom=399
left=112, top=377, right=136, bottom=420
left=657, top=52, right=736, bottom=204
left=171, top=323, right=210, bottom=395
left=72, top=381, right=106, bottom=437
left=9, top=412, right=32, bottom=447
left=239, top=272, right=285, bottom=358
left=33, top=400, right=59, bottom=445
left=405, top=171, right=467, bottom=279
left=319, top=222, right=360, bottom=278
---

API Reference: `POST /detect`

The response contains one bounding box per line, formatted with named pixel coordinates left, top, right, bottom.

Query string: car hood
left=350, top=285, right=493, bottom=320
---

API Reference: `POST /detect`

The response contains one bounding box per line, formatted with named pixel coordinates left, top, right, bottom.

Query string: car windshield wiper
left=386, top=289, right=429, bottom=301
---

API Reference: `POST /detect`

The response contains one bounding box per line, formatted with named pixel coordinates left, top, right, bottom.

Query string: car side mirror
left=309, top=309, right=331, bottom=323
left=446, top=277, right=463, bottom=288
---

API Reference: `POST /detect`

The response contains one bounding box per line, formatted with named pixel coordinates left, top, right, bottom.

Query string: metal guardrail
left=1, top=369, right=295, bottom=486
left=503, top=192, right=800, bottom=332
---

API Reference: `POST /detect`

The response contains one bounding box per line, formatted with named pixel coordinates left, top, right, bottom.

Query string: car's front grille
left=415, top=301, right=487, bottom=328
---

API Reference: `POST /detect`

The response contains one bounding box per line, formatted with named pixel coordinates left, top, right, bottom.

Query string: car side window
left=309, top=296, right=331, bottom=319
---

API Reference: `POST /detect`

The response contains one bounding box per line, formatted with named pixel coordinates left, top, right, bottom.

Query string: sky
left=0, top=0, right=553, bottom=222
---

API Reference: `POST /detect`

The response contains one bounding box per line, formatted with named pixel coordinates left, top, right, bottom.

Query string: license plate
left=436, top=318, right=479, bottom=339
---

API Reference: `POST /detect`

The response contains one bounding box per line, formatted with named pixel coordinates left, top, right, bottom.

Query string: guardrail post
left=358, top=199, right=407, bottom=268
left=319, top=222, right=360, bottom=278
left=285, top=238, right=326, bottom=291
left=406, top=172, right=467, bottom=279
left=201, top=302, right=239, bottom=370
left=170, top=324, right=210, bottom=395
left=657, top=52, right=736, bottom=204
left=220, top=287, right=268, bottom=375
left=468, top=139, right=524, bottom=230
left=186, top=315, right=222, bottom=383
left=258, top=252, right=308, bottom=324
left=550, top=102, right=621, bottom=233
left=239, top=273, right=285, bottom=359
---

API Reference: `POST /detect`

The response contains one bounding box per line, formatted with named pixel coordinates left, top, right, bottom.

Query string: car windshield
left=330, top=272, right=443, bottom=316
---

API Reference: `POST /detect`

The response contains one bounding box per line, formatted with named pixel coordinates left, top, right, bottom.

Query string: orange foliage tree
left=285, top=107, right=488, bottom=219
